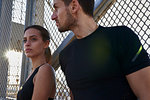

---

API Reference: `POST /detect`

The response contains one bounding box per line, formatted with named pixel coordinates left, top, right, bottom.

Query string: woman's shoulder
left=33, top=63, right=55, bottom=84
left=38, top=63, right=55, bottom=75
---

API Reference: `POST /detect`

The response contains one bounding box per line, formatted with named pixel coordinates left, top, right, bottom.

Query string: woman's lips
left=25, top=49, right=32, bottom=52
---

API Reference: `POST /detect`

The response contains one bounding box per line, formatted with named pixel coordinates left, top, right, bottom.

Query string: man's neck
left=71, top=16, right=98, bottom=39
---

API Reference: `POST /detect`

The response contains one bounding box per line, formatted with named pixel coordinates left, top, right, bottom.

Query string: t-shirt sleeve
left=59, top=51, right=66, bottom=73
left=117, top=26, right=150, bottom=75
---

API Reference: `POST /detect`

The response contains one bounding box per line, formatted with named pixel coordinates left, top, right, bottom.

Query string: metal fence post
left=0, top=0, right=13, bottom=98
left=20, top=0, right=36, bottom=87
left=0, top=0, right=2, bottom=19
left=34, top=0, right=44, bottom=25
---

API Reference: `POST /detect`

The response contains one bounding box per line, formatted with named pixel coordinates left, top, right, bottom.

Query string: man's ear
left=69, top=0, right=80, bottom=14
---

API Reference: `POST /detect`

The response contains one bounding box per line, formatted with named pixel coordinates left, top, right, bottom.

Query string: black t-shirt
left=59, top=25, right=150, bottom=100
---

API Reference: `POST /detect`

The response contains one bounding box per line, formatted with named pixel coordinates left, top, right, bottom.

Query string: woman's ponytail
left=45, top=47, right=52, bottom=64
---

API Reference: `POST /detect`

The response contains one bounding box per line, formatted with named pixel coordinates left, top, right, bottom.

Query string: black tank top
left=17, top=66, right=54, bottom=100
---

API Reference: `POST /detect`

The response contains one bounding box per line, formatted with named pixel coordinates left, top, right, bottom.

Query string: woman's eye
left=31, top=38, right=37, bottom=41
left=23, top=39, right=27, bottom=43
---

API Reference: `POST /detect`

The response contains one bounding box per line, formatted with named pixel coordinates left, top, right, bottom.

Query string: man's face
left=51, top=0, right=76, bottom=32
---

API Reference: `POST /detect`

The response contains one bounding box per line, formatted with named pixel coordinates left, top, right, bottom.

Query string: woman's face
left=23, top=28, right=48, bottom=58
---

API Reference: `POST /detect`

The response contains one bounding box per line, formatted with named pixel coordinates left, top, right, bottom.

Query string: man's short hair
left=63, top=0, right=94, bottom=17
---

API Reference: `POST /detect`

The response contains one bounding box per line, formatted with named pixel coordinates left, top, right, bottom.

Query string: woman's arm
left=32, top=64, right=56, bottom=100
left=70, top=89, right=74, bottom=100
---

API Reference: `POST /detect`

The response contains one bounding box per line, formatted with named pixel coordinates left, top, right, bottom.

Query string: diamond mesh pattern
left=0, top=0, right=149, bottom=99
left=98, top=0, right=150, bottom=55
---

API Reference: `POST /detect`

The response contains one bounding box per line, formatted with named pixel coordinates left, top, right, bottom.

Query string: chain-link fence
left=98, top=0, right=150, bottom=55
left=0, top=0, right=26, bottom=99
left=0, top=0, right=149, bottom=100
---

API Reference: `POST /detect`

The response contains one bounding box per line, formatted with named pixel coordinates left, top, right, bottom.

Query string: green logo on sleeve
left=132, top=45, right=142, bottom=62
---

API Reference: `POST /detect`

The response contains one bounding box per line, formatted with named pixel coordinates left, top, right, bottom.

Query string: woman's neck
left=31, top=55, right=46, bottom=70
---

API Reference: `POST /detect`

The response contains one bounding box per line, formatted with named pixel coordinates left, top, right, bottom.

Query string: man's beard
left=58, top=9, right=76, bottom=32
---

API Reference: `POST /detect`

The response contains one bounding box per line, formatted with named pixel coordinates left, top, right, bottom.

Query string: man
left=51, top=0, right=150, bottom=99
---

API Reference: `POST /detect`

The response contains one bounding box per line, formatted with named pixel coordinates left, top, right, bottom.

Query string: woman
left=17, top=25, right=56, bottom=100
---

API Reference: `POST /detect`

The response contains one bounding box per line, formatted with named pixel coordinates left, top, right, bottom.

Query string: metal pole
left=20, top=0, right=36, bottom=86
left=0, top=0, right=2, bottom=39
left=0, top=0, right=13, bottom=98
left=0, top=0, right=2, bottom=18
left=34, top=0, right=44, bottom=25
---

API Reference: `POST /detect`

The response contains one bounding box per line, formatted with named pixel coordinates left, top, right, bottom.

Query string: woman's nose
left=24, top=40, right=31, bottom=46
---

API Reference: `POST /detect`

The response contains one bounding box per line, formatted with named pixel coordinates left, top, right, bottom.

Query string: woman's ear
left=44, top=40, right=50, bottom=48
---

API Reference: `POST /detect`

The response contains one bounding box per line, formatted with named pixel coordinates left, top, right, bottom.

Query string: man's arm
left=126, top=66, right=150, bottom=100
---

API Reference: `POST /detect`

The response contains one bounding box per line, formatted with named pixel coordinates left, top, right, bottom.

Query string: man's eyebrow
left=51, top=4, right=55, bottom=12
left=47, top=1, right=55, bottom=12
left=53, top=3, right=57, bottom=9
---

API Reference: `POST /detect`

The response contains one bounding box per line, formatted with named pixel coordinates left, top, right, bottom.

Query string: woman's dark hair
left=24, top=25, right=52, bottom=63
left=24, top=25, right=50, bottom=42
left=63, top=0, right=94, bottom=17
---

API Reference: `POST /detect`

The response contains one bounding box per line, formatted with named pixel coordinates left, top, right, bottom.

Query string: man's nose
left=51, top=12, right=57, bottom=20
